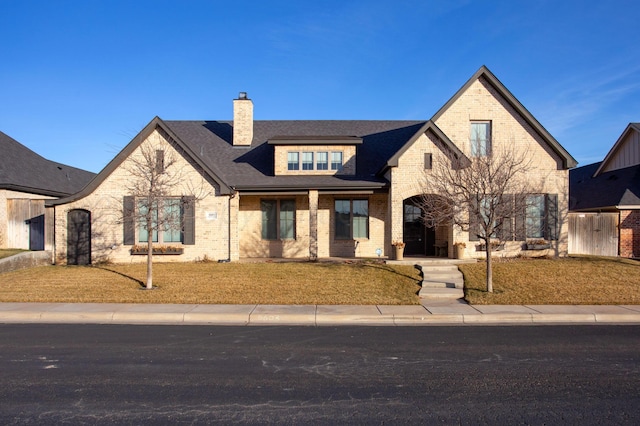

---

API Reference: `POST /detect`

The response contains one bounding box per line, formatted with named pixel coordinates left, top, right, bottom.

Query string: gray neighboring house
left=569, top=123, right=640, bottom=258
left=0, top=131, right=95, bottom=250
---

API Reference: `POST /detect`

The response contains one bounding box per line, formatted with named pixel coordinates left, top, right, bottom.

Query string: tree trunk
left=146, top=218, right=153, bottom=290
left=485, top=242, right=493, bottom=293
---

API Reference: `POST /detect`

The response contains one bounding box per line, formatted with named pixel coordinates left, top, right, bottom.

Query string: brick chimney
left=233, top=92, right=253, bottom=146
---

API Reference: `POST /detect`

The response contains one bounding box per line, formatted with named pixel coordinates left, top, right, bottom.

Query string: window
left=261, top=199, right=296, bottom=240
left=525, top=195, right=545, bottom=238
left=302, top=152, right=314, bottom=170
left=287, top=152, right=299, bottom=170
left=335, top=199, right=368, bottom=239
left=138, top=198, right=181, bottom=243
left=331, top=152, right=343, bottom=171
left=524, top=194, right=558, bottom=240
left=124, top=196, right=194, bottom=246
left=163, top=199, right=182, bottom=242
left=470, top=122, right=491, bottom=157
left=138, top=201, right=158, bottom=243
left=317, top=152, right=328, bottom=170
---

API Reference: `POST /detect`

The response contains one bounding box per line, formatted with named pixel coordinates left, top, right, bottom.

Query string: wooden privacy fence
left=6, top=199, right=45, bottom=250
left=568, top=212, right=618, bottom=257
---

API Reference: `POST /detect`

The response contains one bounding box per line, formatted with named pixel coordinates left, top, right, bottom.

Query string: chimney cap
left=238, top=92, right=248, bottom=100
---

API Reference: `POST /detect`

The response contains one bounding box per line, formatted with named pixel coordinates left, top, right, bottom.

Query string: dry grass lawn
left=0, top=249, right=26, bottom=260
left=460, top=256, right=640, bottom=305
left=0, top=261, right=422, bottom=305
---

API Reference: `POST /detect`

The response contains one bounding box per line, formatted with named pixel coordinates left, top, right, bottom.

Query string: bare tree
left=418, top=144, right=536, bottom=293
left=122, top=142, right=204, bottom=289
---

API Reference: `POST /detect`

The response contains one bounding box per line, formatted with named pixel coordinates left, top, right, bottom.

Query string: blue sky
left=1, top=0, right=639, bottom=173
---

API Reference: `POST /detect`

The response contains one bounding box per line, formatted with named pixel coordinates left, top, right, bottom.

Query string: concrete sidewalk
left=1, top=302, right=640, bottom=326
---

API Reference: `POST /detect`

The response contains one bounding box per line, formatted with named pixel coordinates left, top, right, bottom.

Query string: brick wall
left=620, top=210, right=640, bottom=258
left=274, top=145, right=357, bottom=176
left=389, top=76, right=570, bottom=258
left=238, top=192, right=388, bottom=259
left=53, top=130, right=231, bottom=264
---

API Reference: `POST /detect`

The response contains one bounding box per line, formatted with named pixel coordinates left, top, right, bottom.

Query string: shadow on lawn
left=96, top=266, right=145, bottom=288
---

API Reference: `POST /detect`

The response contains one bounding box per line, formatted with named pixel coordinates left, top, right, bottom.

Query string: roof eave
left=594, top=123, right=640, bottom=177
left=432, top=65, right=578, bottom=170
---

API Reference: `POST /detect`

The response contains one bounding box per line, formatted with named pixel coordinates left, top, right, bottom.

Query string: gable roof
left=47, top=117, right=232, bottom=206
left=432, top=65, right=578, bottom=169
left=594, top=123, right=640, bottom=176
left=0, top=131, right=95, bottom=197
left=382, top=120, right=469, bottom=172
left=570, top=162, right=640, bottom=211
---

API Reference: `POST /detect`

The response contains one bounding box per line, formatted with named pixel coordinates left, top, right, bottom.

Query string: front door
left=67, top=209, right=91, bottom=265
left=403, top=198, right=435, bottom=256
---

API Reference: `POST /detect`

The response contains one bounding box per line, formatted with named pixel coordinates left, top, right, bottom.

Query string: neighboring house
left=47, top=66, right=576, bottom=265
left=570, top=123, right=640, bottom=258
left=0, top=131, right=95, bottom=250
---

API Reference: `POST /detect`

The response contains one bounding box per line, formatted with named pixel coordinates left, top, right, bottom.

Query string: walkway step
left=418, top=287, right=464, bottom=299
left=421, top=280, right=458, bottom=289
left=416, top=263, right=466, bottom=300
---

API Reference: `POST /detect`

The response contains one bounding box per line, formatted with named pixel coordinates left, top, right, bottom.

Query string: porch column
left=308, top=190, right=318, bottom=260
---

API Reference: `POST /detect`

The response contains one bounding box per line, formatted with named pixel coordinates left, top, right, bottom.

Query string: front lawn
left=460, top=256, right=640, bottom=305
left=0, top=249, right=26, bottom=260
left=0, top=261, right=422, bottom=305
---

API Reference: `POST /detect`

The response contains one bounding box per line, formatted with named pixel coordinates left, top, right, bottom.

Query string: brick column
left=308, top=190, right=318, bottom=260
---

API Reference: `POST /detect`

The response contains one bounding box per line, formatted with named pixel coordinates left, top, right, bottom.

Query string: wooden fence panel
left=568, top=212, right=618, bottom=256
left=6, top=199, right=46, bottom=249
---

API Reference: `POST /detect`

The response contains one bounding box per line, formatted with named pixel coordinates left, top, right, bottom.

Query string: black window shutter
left=545, top=194, right=558, bottom=241
left=468, top=198, right=480, bottom=241
left=514, top=194, right=527, bottom=241
left=182, top=196, right=196, bottom=245
left=123, top=196, right=135, bottom=245
left=500, top=194, right=513, bottom=241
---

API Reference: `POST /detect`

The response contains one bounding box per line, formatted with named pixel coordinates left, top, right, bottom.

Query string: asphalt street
left=1, top=324, right=639, bottom=424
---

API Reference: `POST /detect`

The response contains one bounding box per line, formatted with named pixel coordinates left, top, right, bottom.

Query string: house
left=569, top=123, right=640, bottom=258
left=47, top=66, right=576, bottom=265
left=0, top=131, right=95, bottom=250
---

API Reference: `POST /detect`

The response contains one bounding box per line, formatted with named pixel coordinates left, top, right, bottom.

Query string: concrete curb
left=1, top=303, right=640, bottom=326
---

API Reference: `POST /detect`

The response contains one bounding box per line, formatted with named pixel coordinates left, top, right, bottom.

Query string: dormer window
left=331, top=152, right=343, bottom=171
left=302, top=152, right=314, bottom=170
left=316, top=152, right=328, bottom=170
left=269, top=136, right=360, bottom=176
left=287, top=152, right=299, bottom=170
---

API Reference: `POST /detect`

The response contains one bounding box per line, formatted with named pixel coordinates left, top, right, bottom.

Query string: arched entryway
left=67, top=209, right=91, bottom=265
left=403, top=196, right=436, bottom=256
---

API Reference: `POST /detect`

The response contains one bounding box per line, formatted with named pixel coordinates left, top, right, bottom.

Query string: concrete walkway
left=1, top=302, right=640, bottom=326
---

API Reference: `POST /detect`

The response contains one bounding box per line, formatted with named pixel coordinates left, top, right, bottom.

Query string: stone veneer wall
left=53, top=130, right=233, bottom=264
left=620, top=210, right=640, bottom=258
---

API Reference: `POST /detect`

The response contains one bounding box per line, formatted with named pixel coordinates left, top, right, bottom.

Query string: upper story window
left=331, top=151, right=343, bottom=171
left=470, top=121, right=491, bottom=157
left=316, top=152, right=328, bottom=170
left=302, top=152, right=314, bottom=170
left=287, top=152, right=299, bottom=170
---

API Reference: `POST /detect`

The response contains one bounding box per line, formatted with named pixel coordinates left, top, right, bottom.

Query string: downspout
left=220, top=188, right=237, bottom=263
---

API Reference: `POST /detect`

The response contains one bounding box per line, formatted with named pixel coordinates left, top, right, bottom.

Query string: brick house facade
left=48, top=66, right=576, bottom=264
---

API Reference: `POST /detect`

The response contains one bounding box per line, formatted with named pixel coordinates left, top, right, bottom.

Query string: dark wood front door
left=403, top=198, right=435, bottom=256
left=67, top=209, right=91, bottom=265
